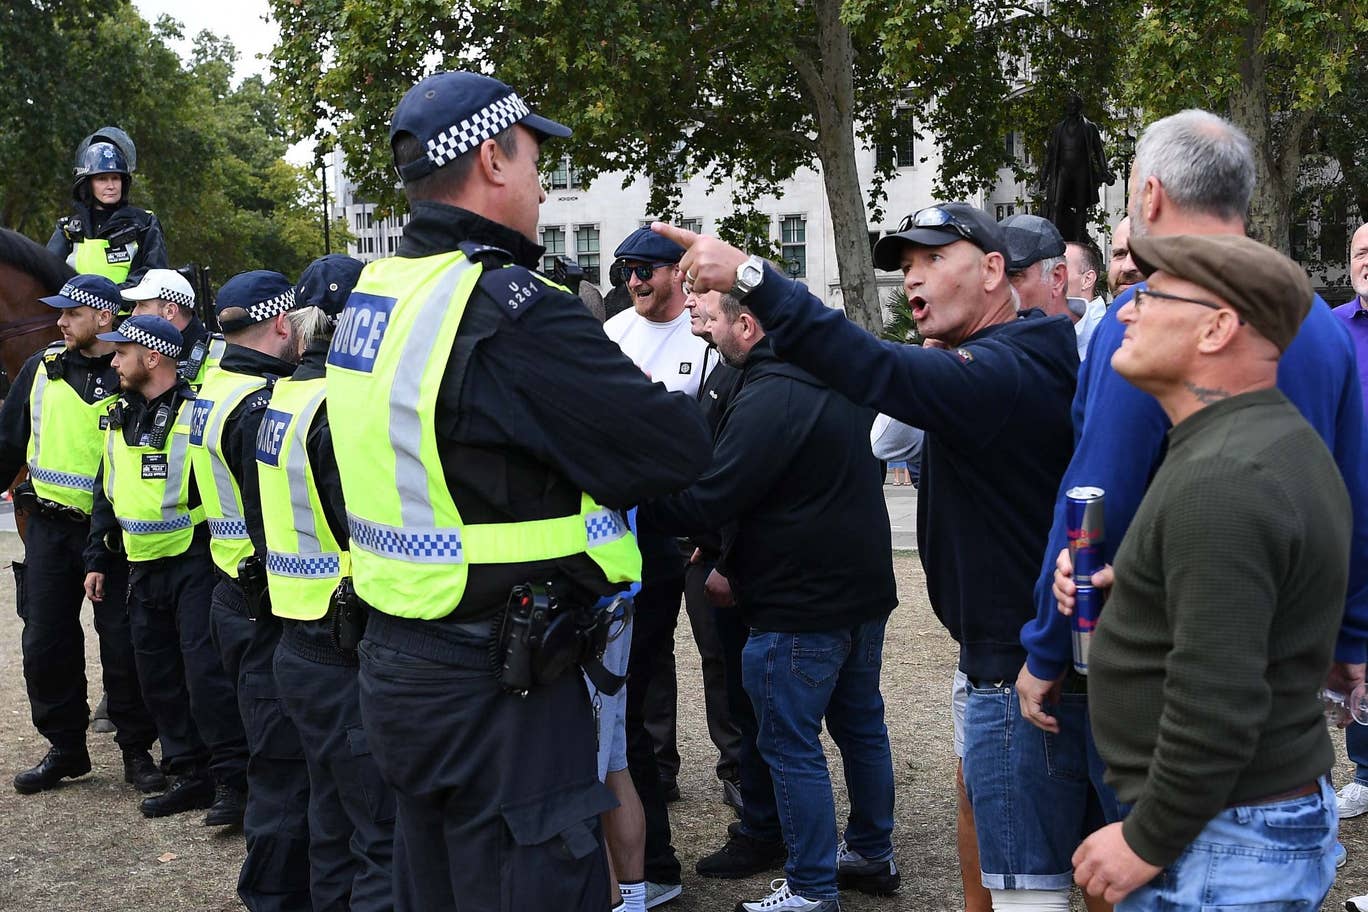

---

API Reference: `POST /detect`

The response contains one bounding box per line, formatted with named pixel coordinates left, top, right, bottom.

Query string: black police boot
left=122, top=748, right=167, bottom=794
left=139, top=775, right=214, bottom=818
left=204, top=782, right=247, bottom=827
left=14, top=746, right=92, bottom=794
left=696, top=821, right=787, bottom=879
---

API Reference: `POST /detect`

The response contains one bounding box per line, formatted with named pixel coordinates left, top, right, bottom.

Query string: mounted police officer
left=84, top=314, right=249, bottom=821
left=47, top=133, right=167, bottom=287
left=191, top=270, right=311, bottom=912
left=0, top=275, right=160, bottom=796
left=258, top=254, right=395, bottom=912
left=121, top=268, right=226, bottom=386
left=324, top=71, right=712, bottom=911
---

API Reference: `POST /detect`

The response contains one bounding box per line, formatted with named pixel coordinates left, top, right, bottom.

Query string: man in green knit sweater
left=1066, top=233, right=1351, bottom=909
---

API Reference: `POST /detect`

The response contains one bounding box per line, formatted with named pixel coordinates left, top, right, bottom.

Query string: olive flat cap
left=1128, top=234, right=1312, bottom=352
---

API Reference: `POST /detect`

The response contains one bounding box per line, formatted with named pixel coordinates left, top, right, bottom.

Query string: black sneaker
left=836, top=841, right=900, bottom=895
left=14, top=746, right=92, bottom=794
left=122, top=748, right=167, bottom=794
left=663, top=780, right=682, bottom=803
left=697, top=821, right=787, bottom=879
left=139, top=775, right=214, bottom=818
left=204, top=782, right=247, bottom=827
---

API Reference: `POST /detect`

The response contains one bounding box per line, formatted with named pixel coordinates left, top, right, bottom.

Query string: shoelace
left=836, top=840, right=862, bottom=864
left=753, top=880, right=798, bottom=909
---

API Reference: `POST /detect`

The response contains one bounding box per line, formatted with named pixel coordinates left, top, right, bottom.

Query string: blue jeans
left=742, top=616, right=896, bottom=901
left=1347, top=722, right=1368, bottom=785
left=962, top=682, right=1118, bottom=890
left=1117, top=779, right=1337, bottom=911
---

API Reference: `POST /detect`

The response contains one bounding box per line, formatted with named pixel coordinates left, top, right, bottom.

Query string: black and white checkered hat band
left=426, top=93, right=531, bottom=169
left=244, top=289, right=297, bottom=323
left=58, top=283, right=119, bottom=313
left=154, top=287, right=194, bottom=308
left=119, top=324, right=180, bottom=356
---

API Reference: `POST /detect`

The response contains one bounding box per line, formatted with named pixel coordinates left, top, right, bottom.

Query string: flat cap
left=1000, top=214, right=1066, bottom=272
left=1129, top=234, right=1312, bottom=352
left=874, top=203, right=1006, bottom=270
left=295, top=255, right=365, bottom=317
left=613, top=226, right=686, bottom=265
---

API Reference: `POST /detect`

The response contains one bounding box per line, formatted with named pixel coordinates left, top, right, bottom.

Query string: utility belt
left=12, top=480, right=89, bottom=524
left=237, top=553, right=369, bottom=651
left=495, top=581, right=628, bottom=697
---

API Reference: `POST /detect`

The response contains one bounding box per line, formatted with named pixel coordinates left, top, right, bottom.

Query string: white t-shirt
left=604, top=307, right=707, bottom=397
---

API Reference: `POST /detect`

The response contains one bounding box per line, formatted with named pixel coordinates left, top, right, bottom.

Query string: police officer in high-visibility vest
left=326, top=71, right=712, bottom=911
left=47, top=137, right=167, bottom=287
left=84, top=315, right=249, bottom=821
left=258, top=255, right=395, bottom=912
left=191, top=270, right=311, bottom=912
left=120, top=268, right=225, bottom=387
left=0, top=275, right=160, bottom=795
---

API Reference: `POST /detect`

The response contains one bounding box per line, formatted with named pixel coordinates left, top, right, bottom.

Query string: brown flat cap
left=1128, top=234, right=1311, bottom=351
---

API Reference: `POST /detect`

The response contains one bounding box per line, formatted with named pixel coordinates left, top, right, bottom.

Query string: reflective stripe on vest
left=188, top=368, right=268, bottom=577
left=26, top=344, right=115, bottom=513
left=104, top=400, right=202, bottom=561
left=325, top=251, right=641, bottom=620
left=257, top=377, right=350, bottom=620
left=73, top=237, right=133, bottom=284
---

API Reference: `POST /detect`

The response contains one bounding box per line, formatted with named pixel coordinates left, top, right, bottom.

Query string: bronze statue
left=1040, top=94, right=1115, bottom=242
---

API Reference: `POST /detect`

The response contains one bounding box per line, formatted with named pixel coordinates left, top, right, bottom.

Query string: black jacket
left=374, top=202, right=712, bottom=620
left=640, top=338, right=896, bottom=632
left=742, top=265, right=1078, bottom=681
left=686, top=347, right=742, bottom=559
left=46, top=202, right=168, bottom=287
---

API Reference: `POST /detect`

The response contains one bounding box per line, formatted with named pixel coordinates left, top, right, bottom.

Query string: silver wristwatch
left=733, top=255, right=765, bottom=298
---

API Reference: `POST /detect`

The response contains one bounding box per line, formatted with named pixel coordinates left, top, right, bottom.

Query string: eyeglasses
left=611, top=262, right=675, bottom=286
left=897, top=206, right=977, bottom=244
left=1133, top=288, right=1243, bottom=323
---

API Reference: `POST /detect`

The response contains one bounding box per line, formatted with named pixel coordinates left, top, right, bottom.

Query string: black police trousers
left=274, top=617, right=395, bottom=912
left=357, top=610, right=617, bottom=912
left=127, top=546, right=247, bottom=783
left=210, top=579, right=311, bottom=912
left=15, top=510, right=155, bottom=753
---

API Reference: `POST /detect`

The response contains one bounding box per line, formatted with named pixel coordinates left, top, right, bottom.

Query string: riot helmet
left=72, top=142, right=131, bottom=206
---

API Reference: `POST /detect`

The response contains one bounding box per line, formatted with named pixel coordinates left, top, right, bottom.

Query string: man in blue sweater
left=1017, top=109, right=1368, bottom=885
left=654, top=202, right=1081, bottom=911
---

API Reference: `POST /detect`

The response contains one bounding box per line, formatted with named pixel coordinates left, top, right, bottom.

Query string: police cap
left=41, top=274, right=123, bottom=314
left=295, top=255, right=365, bottom=317
left=97, top=315, right=183, bottom=357
left=215, top=270, right=299, bottom=333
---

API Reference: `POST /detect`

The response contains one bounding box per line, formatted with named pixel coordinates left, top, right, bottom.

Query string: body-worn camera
left=237, top=554, right=270, bottom=621
left=330, top=578, right=367, bottom=651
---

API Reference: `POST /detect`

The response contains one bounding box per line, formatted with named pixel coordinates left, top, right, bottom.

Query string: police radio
left=104, top=222, right=140, bottom=249
left=58, top=216, right=86, bottom=243
left=146, top=402, right=174, bottom=449
left=179, top=338, right=209, bottom=382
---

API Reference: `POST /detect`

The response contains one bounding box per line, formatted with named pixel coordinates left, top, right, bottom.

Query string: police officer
left=325, top=71, right=712, bottom=911
left=47, top=135, right=167, bottom=286
left=258, top=255, right=395, bottom=912
left=85, top=314, right=249, bottom=820
left=191, top=270, right=311, bottom=912
left=121, top=268, right=226, bottom=384
left=0, top=275, right=160, bottom=795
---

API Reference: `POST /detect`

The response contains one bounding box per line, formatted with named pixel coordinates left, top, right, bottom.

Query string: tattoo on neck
left=1184, top=381, right=1230, bottom=405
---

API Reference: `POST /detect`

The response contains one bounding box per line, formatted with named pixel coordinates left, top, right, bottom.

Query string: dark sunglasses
left=897, top=206, right=977, bottom=244
left=611, top=261, right=675, bottom=286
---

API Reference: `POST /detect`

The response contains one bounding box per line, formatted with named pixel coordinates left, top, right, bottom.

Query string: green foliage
left=879, top=286, right=923, bottom=345
left=0, top=1, right=344, bottom=284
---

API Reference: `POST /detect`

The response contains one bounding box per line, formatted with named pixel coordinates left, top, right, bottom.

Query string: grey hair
left=1008, top=286, right=1022, bottom=312
left=1036, top=255, right=1066, bottom=286
left=1132, top=109, right=1255, bottom=222
left=286, top=305, right=337, bottom=351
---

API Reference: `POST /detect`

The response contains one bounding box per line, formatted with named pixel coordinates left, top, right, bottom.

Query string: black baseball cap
left=390, top=71, right=572, bottom=183
left=1000, top=214, right=1066, bottom=272
left=874, top=202, right=1007, bottom=270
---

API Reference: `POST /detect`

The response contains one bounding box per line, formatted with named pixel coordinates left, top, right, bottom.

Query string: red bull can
left=1066, top=486, right=1105, bottom=674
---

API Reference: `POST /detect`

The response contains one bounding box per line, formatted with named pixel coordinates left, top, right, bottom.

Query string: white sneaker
left=1346, top=894, right=1368, bottom=912
left=644, top=881, right=681, bottom=909
left=1340, top=781, right=1368, bottom=818
left=734, top=879, right=841, bottom=911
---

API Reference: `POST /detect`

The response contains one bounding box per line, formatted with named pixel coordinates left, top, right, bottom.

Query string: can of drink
left=1065, top=486, right=1105, bottom=674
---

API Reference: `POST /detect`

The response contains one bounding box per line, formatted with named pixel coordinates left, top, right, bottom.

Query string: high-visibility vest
left=103, top=397, right=203, bottom=561
left=256, top=376, right=349, bottom=620
left=73, top=237, right=134, bottom=284
left=187, top=367, right=268, bottom=578
left=26, top=344, right=117, bottom=514
left=325, top=250, right=641, bottom=620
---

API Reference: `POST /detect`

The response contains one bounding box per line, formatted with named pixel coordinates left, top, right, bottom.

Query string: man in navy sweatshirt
left=653, top=201, right=1081, bottom=912
left=1019, top=108, right=1368, bottom=884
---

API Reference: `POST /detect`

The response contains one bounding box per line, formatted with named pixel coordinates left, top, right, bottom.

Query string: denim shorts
left=1118, top=779, right=1337, bottom=911
left=961, top=681, right=1116, bottom=890
left=586, top=608, right=632, bottom=780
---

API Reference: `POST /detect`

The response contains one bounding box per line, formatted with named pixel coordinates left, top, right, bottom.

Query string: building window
left=995, top=203, right=1017, bottom=220
left=877, top=109, right=916, bottom=169
left=677, top=217, right=701, bottom=234
left=541, top=225, right=566, bottom=274
left=780, top=215, right=807, bottom=278
left=575, top=224, right=601, bottom=286
left=546, top=156, right=580, bottom=191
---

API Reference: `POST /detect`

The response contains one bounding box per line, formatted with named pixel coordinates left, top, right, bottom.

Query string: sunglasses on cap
left=896, top=206, right=978, bottom=244
left=611, top=261, right=676, bottom=286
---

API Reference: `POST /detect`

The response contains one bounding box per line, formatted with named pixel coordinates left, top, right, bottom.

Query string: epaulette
left=243, top=387, right=274, bottom=412
left=458, top=240, right=514, bottom=266
left=474, top=262, right=548, bottom=322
